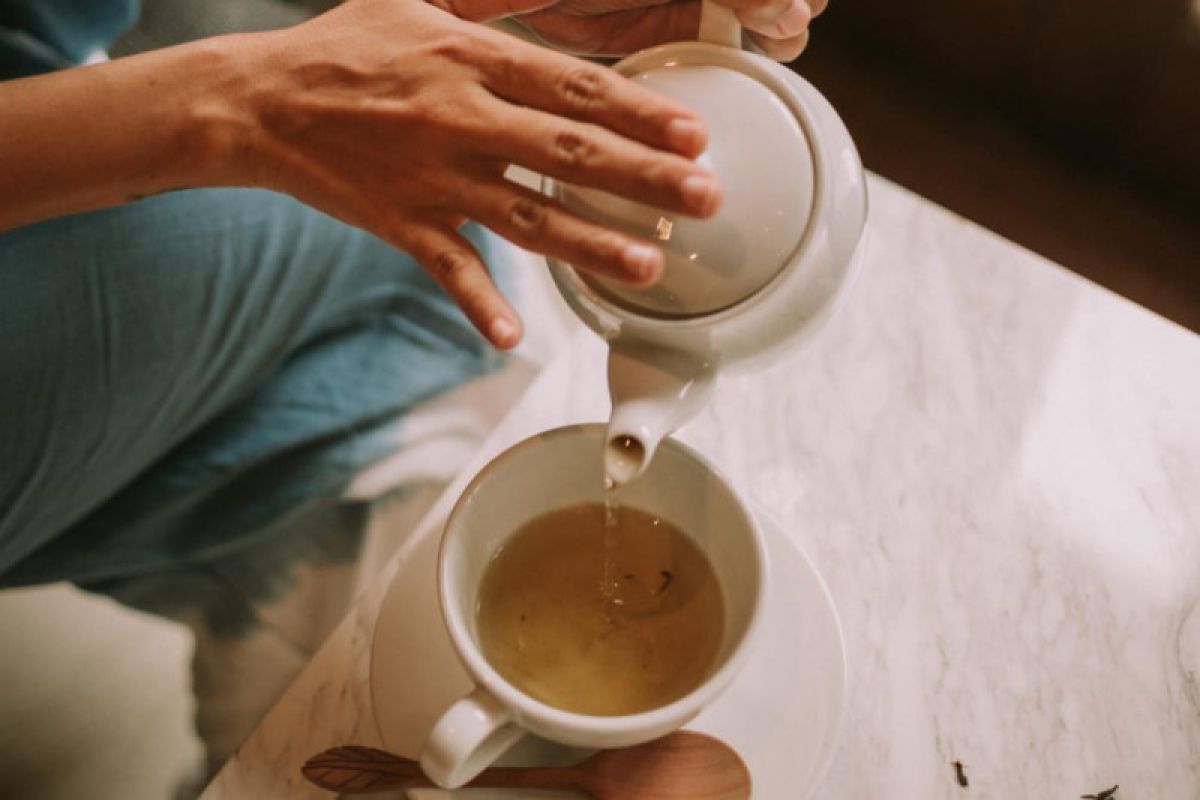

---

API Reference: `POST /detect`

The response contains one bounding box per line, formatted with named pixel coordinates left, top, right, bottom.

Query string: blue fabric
left=0, top=0, right=139, bottom=77
left=0, top=0, right=521, bottom=760
left=0, top=188, right=510, bottom=590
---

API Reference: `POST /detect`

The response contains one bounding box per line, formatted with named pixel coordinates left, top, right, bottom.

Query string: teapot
left=543, top=0, right=868, bottom=483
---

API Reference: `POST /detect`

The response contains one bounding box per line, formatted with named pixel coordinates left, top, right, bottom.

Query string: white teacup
left=418, top=423, right=768, bottom=788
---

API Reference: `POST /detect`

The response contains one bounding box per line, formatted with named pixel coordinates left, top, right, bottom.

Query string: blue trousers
left=0, top=188, right=509, bottom=622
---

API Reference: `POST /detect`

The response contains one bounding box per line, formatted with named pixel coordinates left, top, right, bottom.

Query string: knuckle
left=556, top=66, right=608, bottom=109
left=486, top=47, right=523, bottom=89
left=507, top=196, right=549, bottom=237
left=396, top=92, right=440, bottom=127
left=582, top=230, right=625, bottom=264
left=551, top=130, right=595, bottom=171
left=401, top=92, right=479, bottom=135
left=430, top=249, right=471, bottom=286
left=635, top=161, right=677, bottom=200
left=427, top=30, right=475, bottom=63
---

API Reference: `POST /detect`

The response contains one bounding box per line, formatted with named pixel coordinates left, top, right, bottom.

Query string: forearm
left=0, top=35, right=258, bottom=231
left=0, top=0, right=720, bottom=348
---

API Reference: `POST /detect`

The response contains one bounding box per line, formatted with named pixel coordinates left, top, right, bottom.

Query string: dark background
left=792, top=0, right=1200, bottom=331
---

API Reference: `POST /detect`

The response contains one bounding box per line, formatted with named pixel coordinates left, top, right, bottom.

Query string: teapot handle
left=698, top=0, right=742, bottom=49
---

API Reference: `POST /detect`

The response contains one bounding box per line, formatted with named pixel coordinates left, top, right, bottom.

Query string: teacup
left=418, top=423, right=768, bottom=788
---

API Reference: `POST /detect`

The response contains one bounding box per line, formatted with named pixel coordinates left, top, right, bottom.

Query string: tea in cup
left=419, top=423, right=767, bottom=788
left=476, top=500, right=725, bottom=717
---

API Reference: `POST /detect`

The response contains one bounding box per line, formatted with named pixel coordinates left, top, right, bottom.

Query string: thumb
left=436, top=0, right=561, bottom=22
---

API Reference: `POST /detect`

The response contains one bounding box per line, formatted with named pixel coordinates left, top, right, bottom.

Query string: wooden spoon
left=302, top=730, right=751, bottom=799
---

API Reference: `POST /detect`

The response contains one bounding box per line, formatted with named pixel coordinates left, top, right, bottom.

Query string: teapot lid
left=556, top=62, right=815, bottom=318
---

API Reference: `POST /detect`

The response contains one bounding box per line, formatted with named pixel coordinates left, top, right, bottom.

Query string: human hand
left=234, top=0, right=720, bottom=348
left=436, top=0, right=828, bottom=61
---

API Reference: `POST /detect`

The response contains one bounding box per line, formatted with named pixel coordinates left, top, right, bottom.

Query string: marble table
left=200, top=175, right=1200, bottom=799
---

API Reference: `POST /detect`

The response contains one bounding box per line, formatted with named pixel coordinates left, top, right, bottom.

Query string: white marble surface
left=201, top=174, right=1200, bottom=799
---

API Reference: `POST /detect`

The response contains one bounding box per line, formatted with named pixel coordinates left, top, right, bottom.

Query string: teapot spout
left=605, top=344, right=716, bottom=485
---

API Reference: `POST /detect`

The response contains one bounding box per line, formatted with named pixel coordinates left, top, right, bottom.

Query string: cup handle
left=419, top=686, right=526, bottom=789
left=698, top=0, right=742, bottom=49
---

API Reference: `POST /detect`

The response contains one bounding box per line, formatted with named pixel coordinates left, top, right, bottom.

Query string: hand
left=437, top=0, right=828, bottom=61
left=237, top=0, right=721, bottom=348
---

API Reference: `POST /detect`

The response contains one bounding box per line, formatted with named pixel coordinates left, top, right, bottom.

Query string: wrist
left=166, top=33, right=272, bottom=191
left=0, top=30, right=283, bottom=230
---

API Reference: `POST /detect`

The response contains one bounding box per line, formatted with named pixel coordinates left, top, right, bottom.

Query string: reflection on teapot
left=545, top=0, right=869, bottom=483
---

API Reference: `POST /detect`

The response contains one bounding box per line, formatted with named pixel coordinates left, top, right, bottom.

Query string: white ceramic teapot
left=544, top=1, right=868, bottom=483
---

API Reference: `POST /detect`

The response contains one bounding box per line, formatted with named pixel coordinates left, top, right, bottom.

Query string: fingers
left=520, top=2, right=705, bottom=57
left=707, top=0, right=817, bottom=61
left=749, top=27, right=809, bottom=61
left=553, top=0, right=676, bottom=14
left=724, top=0, right=811, bottom=41
left=475, top=41, right=709, bottom=158
left=403, top=168, right=683, bottom=350
left=471, top=101, right=720, bottom=220
left=434, top=0, right=559, bottom=22
left=463, top=176, right=668, bottom=287
left=467, top=22, right=733, bottom=221
left=403, top=223, right=524, bottom=349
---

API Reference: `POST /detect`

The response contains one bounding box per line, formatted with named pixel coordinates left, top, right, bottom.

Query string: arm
left=0, top=38, right=241, bottom=231
left=0, top=0, right=720, bottom=347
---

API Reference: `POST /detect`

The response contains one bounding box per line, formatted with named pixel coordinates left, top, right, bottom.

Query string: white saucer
left=369, top=507, right=846, bottom=799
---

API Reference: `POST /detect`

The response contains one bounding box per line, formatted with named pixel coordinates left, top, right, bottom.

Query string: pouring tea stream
left=545, top=0, right=868, bottom=483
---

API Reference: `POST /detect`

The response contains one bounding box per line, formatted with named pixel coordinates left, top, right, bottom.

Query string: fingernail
left=489, top=317, right=519, bottom=347
left=623, top=243, right=662, bottom=283
left=666, top=118, right=707, bottom=153
left=681, top=174, right=721, bottom=215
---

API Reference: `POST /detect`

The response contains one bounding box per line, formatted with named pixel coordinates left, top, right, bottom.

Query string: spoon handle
left=471, top=764, right=587, bottom=794
left=303, top=746, right=591, bottom=796
left=302, top=745, right=427, bottom=793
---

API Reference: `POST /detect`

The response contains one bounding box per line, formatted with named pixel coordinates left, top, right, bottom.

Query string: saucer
left=369, top=507, right=846, bottom=798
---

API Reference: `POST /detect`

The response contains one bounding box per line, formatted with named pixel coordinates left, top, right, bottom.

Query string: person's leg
left=0, top=188, right=513, bottom=775
left=0, top=186, right=508, bottom=587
